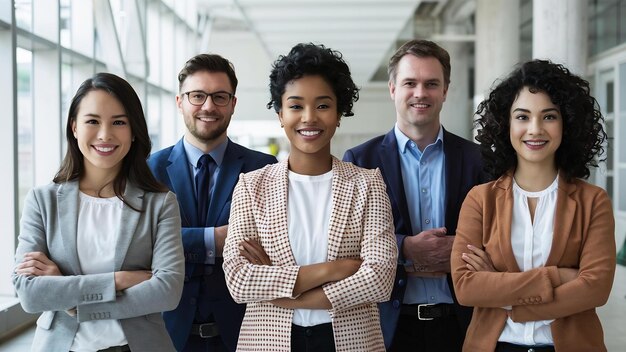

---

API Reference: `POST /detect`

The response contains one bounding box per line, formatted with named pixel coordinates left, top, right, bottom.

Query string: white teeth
left=299, top=130, right=321, bottom=136
left=411, top=103, right=429, bottom=108
left=95, top=146, right=115, bottom=152
left=525, top=141, right=546, bottom=146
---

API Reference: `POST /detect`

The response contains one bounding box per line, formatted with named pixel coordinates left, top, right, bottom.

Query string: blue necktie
left=196, top=154, right=214, bottom=226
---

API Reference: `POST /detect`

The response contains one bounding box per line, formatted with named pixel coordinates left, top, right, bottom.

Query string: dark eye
left=317, top=104, right=329, bottom=109
left=544, top=114, right=558, bottom=120
left=426, top=82, right=439, bottom=88
left=404, top=82, right=416, bottom=87
left=515, top=115, right=528, bottom=120
left=113, top=120, right=127, bottom=125
left=189, top=92, right=207, bottom=103
left=212, top=93, right=230, bottom=105
left=288, top=104, right=302, bottom=110
left=85, top=119, right=98, bottom=124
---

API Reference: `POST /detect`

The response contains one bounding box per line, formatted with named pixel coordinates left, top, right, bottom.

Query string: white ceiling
left=197, top=0, right=437, bottom=86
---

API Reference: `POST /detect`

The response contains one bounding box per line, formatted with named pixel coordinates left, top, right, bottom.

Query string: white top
left=287, top=170, right=333, bottom=327
left=499, top=176, right=559, bottom=346
left=70, top=192, right=127, bottom=351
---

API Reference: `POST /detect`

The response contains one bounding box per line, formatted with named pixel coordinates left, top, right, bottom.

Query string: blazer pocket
left=36, top=311, right=55, bottom=330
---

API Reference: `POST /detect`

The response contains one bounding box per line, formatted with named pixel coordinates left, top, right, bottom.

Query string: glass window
left=16, top=47, right=32, bottom=215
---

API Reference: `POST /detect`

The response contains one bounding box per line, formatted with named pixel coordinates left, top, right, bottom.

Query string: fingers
left=15, top=258, right=48, bottom=276
left=461, top=245, right=495, bottom=272
left=239, top=238, right=271, bottom=265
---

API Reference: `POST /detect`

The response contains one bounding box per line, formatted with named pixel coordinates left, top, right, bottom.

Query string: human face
left=72, top=90, right=132, bottom=178
left=278, top=75, right=339, bottom=161
left=509, top=87, right=563, bottom=170
left=177, top=70, right=236, bottom=149
left=390, top=55, right=448, bottom=133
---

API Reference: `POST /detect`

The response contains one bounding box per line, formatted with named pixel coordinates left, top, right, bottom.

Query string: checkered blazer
left=223, top=157, right=397, bottom=351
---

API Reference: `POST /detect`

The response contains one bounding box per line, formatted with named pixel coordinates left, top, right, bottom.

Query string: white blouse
left=70, top=192, right=127, bottom=351
left=499, top=176, right=558, bottom=346
left=287, top=170, right=333, bottom=327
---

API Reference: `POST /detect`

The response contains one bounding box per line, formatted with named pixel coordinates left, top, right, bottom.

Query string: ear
left=231, top=95, right=237, bottom=110
left=389, top=80, right=396, bottom=101
left=176, top=94, right=184, bottom=115
left=278, top=111, right=284, bottom=127
left=442, top=84, right=448, bottom=102
left=72, top=120, right=77, bottom=139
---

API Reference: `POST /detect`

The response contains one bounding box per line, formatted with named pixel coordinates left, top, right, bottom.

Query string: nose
left=301, top=106, right=317, bottom=123
left=201, top=96, right=217, bottom=111
left=413, top=83, right=427, bottom=98
left=98, top=124, right=112, bottom=141
left=528, top=117, right=544, bottom=135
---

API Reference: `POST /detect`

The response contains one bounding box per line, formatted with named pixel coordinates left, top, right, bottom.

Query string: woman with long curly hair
left=451, top=60, right=615, bottom=352
left=222, top=43, right=397, bottom=351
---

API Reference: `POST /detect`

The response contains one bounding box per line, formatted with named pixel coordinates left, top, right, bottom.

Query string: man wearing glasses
left=148, top=53, right=277, bottom=352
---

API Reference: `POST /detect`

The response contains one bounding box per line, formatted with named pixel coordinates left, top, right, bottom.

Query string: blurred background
left=1, top=0, right=625, bottom=349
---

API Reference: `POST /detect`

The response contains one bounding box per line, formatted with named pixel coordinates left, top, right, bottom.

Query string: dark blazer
left=343, top=127, right=488, bottom=348
left=148, top=138, right=276, bottom=351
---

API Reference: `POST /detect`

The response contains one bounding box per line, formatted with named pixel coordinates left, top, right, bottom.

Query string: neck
left=513, top=162, right=558, bottom=192
left=397, top=120, right=440, bottom=151
left=288, top=151, right=332, bottom=176
left=186, top=132, right=227, bottom=154
left=78, top=165, right=119, bottom=198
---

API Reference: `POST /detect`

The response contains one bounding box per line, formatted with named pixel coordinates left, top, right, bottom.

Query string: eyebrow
left=83, top=113, right=128, bottom=118
left=512, top=107, right=559, bottom=113
left=286, top=95, right=334, bottom=100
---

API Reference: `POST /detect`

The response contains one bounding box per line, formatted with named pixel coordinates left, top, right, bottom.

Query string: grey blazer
left=12, top=180, right=184, bottom=352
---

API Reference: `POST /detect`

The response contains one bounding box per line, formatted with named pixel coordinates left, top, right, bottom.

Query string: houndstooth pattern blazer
left=223, top=157, right=397, bottom=351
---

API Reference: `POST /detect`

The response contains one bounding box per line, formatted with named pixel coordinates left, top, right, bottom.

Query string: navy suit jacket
left=343, top=128, right=489, bottom=348
left=148, top=138, right=276, bottom=351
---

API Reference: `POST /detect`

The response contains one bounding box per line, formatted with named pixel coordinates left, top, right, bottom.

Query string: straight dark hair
left=388, top=39, right=451, bottom=86
left=178, top=53, right=238, bottom=94
left=54, top=72, right=167, bottom=210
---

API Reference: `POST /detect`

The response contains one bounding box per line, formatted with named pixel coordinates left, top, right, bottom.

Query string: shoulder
left=148, top=145, right=175, bottom=166
left=345, top=134, right=387, bottom=155
left=444, top=130, right=480, bottom=154
left=228, top=141, right=277, bottom=166
left=567, top=178, right=611, bottom=204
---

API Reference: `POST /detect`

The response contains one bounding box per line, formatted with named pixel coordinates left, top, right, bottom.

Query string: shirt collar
left=183, top=137, right=229, bottom=168
left=394, top=123, right=444, bottom=154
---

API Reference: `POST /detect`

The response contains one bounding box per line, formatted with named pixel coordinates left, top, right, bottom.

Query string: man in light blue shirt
left=344, top=40, right=488, bottom=351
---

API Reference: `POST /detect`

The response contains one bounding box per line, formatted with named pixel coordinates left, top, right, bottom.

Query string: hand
left=15, top=252, right=62, bottom=277
left=239, top=238, right=271, bottom=265
left=557, top=268, right=578, bottom=284
left=114, top=270, right=152, bottom=291
left=402, top=227, right=453, bottom=272
left=65, top=308, right=77, bottom=317
left=270, top=287, right=332, bottom=310
left=462, top=244, right=496, bottom=272
left=215, top=224, right=228, bottom=256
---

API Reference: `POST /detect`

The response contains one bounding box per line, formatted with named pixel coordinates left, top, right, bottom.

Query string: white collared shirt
left=498, top=176, right=558, bottom=346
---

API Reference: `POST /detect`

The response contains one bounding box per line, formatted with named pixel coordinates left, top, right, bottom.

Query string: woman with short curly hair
left=451, top=60, right=615, bottom=352
left=223, top=43, right=397, bottom=351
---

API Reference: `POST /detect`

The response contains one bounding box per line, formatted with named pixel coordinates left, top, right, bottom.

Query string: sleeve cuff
left=204, top=227, right=216, bottom=265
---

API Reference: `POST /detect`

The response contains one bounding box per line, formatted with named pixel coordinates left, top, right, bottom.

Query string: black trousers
left=291, top=323, right=336, bottom=352
left=389, top=314, right=464, bottom=351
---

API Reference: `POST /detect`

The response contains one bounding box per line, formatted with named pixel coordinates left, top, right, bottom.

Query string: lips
left=297, top=128, right=323, bottom=139
left=93, top=144, right=117, bottom=155
left=523, top=140, right=548, bottom=149
left=196, top=115, right=219, bottom=122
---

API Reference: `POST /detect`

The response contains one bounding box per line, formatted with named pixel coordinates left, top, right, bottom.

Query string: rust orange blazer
left=223, top=158, right=398, bottom=351
left=451, top=173, right=615, bottom=352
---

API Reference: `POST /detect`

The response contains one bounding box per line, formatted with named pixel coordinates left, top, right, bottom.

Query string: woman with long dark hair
left=13, top=73, right=184, bottom=352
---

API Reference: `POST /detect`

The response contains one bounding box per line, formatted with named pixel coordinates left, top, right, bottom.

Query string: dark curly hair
left=267, top=43, right=359, bottom=117
left=475, top=59, right=606, bottom=181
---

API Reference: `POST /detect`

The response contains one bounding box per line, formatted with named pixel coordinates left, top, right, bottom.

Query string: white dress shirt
left=499, top=176, right=558, bottom=346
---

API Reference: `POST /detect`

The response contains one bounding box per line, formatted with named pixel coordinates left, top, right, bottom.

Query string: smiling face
left=177, top=70, right=237, bottom=151
left=72, top=90, right=132, bottom=179
left=509, top=86, right=563, bottom=171
left=278, top=75, right=340, bottom=166
left=390, top=54, right=448, bottom=136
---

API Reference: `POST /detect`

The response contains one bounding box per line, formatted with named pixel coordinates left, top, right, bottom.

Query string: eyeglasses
left=182, top=90, right=234, bottom=107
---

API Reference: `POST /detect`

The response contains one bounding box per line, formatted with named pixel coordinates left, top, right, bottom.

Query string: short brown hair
left=178, top=53, right=238, bottom=94
left=388, top=39, right=451, bottom=86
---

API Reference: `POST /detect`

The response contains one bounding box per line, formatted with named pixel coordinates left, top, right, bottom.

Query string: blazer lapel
left=207, top=140, right=243, bottom=225
left=546, top=175, right=577, bottom=265
left=57, top=181, right=82, bottom=274
left=379, top=130, right=413, bottom=234
left=443, top=129, right=462, bottom=228
left=326, top=158, right=354, bottom=261
left=166, top=139, right=197, bottom=226
left=114, top=183, right=144, bottom=270
left=496, top=175, right=521, bottom=272
left=269, top=160, right=297, bottom=266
